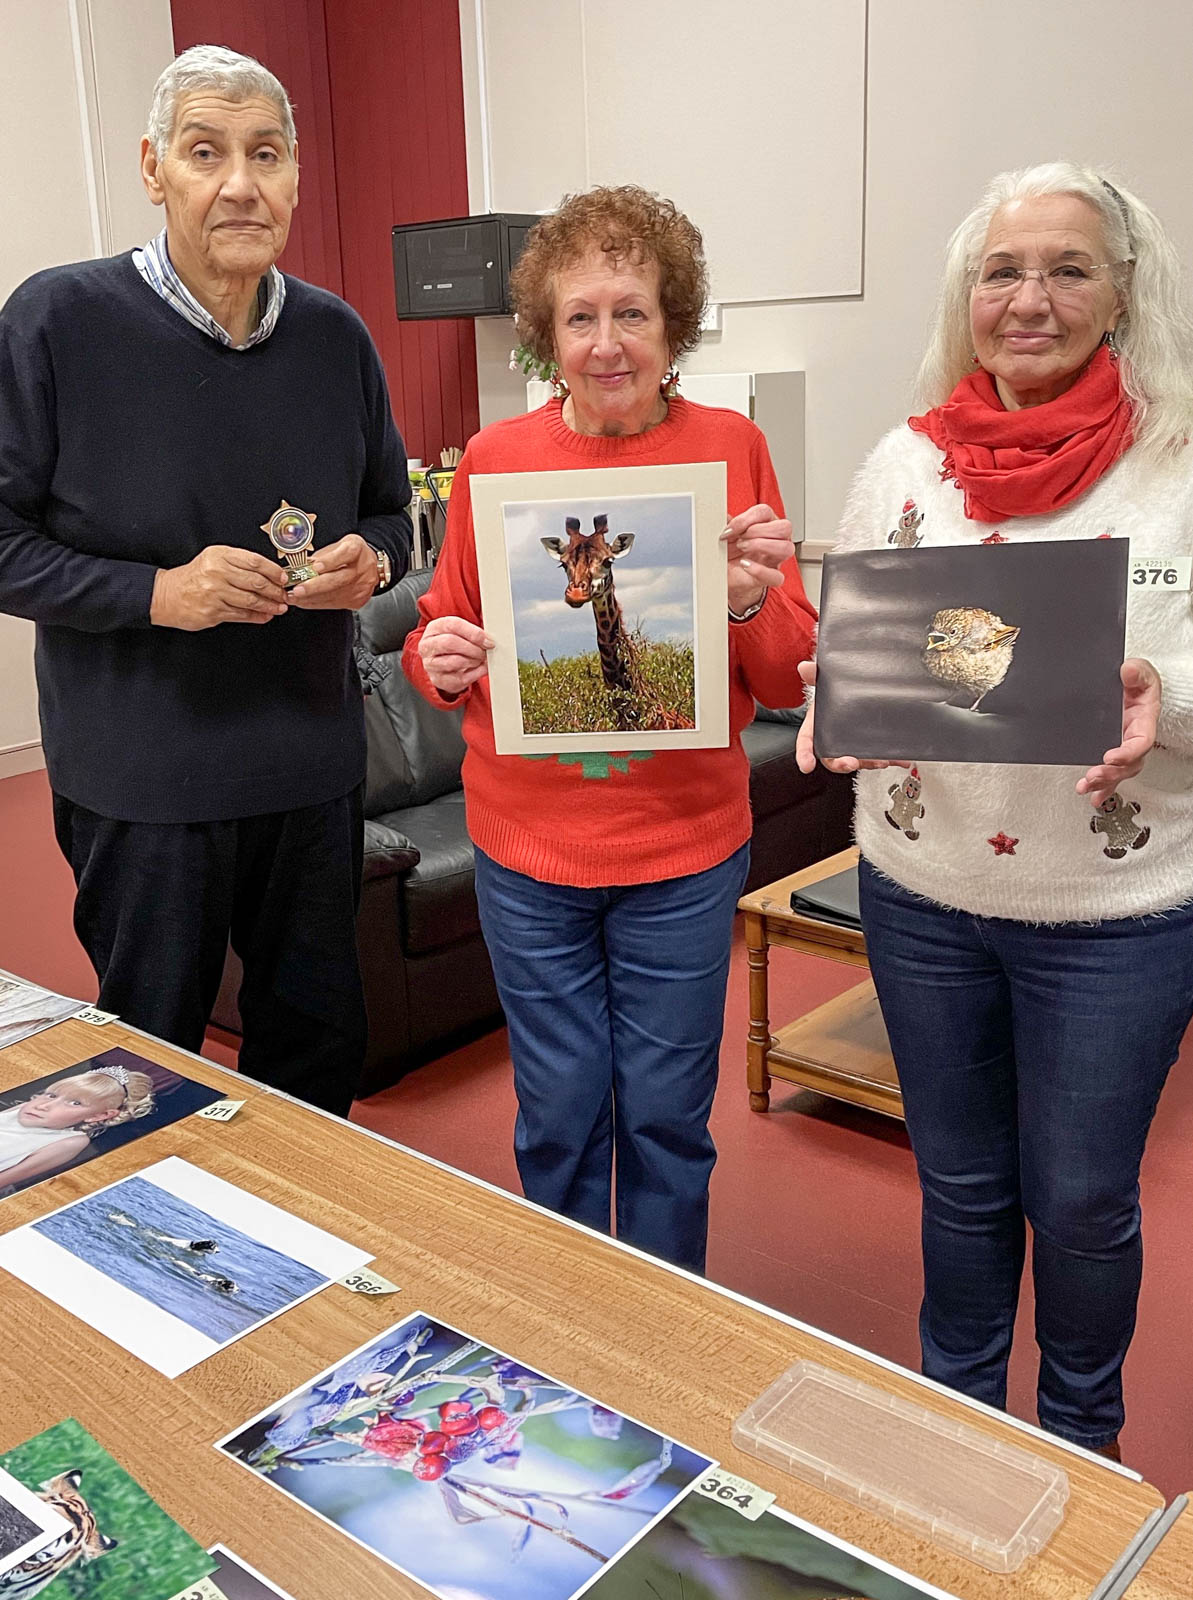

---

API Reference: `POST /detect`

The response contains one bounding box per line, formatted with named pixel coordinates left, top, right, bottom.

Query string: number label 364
left=694, top=1469, right=775, bottom=1521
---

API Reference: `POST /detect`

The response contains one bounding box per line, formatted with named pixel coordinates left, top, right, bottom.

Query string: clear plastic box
left=732, top=1360, right=1069, bottom=1574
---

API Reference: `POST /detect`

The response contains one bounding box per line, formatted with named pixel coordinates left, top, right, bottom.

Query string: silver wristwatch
left=370, top=545, right=393, bottom=592
left=728, top=591, right=767, bottom=623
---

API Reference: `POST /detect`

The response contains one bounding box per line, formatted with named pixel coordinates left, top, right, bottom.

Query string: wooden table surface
left=1123, top=1497, right=1193, bottom=1600
left=0, top=1018, right=1179, bottom=1600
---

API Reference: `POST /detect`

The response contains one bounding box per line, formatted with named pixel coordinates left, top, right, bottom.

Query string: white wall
left=461, top=0, right=1193, bottom=601
left=0, top=0, right=174, bottom=775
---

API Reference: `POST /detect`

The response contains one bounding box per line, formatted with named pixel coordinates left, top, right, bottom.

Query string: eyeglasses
left=972, top=260, right=1131, bottom=301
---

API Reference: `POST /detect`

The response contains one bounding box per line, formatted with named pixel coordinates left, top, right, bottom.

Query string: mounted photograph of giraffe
left=472, top=464, right=731, bottom=756
left=523, top=497, right=696, bottom=735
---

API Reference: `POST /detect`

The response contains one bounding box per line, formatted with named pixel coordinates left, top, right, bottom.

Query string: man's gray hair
left=917, top=161, right=1193, bottom=462
left=146, top=44, right=296, bottom=159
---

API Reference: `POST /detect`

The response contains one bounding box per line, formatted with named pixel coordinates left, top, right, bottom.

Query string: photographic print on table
left=0, top=1049, right=224, bottom=1199
left=0, top=1417, right=214, bottom=1599
left=581, top=1486, right=959, bottom=1600
left=204, top=1546, right=296, bottom=1599
left=217, top=1311, right=712, bottom=1600
left=814, top=538, right=1128, bottom=765
left=0, top=1155, right=371, bottom=1377
left=0, top=1464, right=71, bottom=1580
left=472, top=463, right=729, bottom=755
left=0, top=974, right=88, bottom=1052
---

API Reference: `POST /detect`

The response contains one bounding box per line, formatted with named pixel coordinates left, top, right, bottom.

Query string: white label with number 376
left=1129, top=554, right=1192, bottom=591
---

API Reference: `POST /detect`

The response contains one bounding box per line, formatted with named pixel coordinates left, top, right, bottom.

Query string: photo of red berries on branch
left=218, top=1312, right=711, bottom=1600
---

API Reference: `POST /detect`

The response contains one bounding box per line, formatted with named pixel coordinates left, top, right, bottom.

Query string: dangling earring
left=1105, top=326, right=1120, bottom=358
left=550, top=368, right=569, bottom=399
left=660, top=366, right=680, bottom=398
left=970, top=352, right=980, bottom=365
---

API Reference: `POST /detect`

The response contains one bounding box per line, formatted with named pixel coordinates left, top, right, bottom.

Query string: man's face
left=141, top=91, right=298, bottom=285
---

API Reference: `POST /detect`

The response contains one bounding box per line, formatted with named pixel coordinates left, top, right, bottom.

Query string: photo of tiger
left=0, top=1420, right=213, bottom=1599
left=0, top=1470, right=115, bottom=1598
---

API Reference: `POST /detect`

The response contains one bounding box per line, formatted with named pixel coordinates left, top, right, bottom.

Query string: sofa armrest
left=752, top=700, right=807, bottom=727
left=363, top=819, right=421, bottom=882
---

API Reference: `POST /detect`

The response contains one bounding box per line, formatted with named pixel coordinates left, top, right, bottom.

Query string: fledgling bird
left=922, top=606, right=1020, bottom=710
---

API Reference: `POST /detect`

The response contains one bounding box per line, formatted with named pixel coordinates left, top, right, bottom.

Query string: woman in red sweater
left=403, top=186, right=815, bottom=1271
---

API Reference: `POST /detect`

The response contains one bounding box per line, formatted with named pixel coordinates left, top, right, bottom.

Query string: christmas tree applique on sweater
left=524, top=751, right=656, bottom=780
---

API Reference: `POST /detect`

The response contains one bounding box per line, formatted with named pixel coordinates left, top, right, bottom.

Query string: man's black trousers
left=53, top=787, right=367, bottom=1118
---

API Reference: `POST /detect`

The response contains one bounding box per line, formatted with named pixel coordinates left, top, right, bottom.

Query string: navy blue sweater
left=0, top=254, right=411, bottom=822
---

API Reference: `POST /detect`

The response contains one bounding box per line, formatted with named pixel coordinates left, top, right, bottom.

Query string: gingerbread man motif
left=885, top=770, right=925, bottom=839
left=1090, top=794, right=1151, bottom=859
left=887, top=498, right=924, bottom=548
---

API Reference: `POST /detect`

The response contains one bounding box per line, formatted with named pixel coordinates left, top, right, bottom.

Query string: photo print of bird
left=922, top=606, right=1020, bottom=711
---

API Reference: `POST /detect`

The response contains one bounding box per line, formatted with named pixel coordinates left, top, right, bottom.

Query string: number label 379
left=694, top=1469, right=775, bottom=1521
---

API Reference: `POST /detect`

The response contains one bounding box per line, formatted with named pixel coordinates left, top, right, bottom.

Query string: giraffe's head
left=541, top=514, right=635, bottom=608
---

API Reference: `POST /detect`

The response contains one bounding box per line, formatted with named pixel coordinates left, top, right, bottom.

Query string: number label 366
left=694, top=1468, right=775, bottom=1521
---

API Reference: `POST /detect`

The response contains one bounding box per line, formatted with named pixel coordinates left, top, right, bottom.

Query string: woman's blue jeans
left=473, top=844, right=750, bottom=1274
left=859, top=856, right=1193, bottom=1448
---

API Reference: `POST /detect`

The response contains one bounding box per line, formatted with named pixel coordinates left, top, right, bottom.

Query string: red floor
left=2, top=767, right=1191, bottom=1493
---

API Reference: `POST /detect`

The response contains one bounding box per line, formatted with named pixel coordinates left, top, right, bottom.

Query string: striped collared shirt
left=132, top=228, right=286, bottom=349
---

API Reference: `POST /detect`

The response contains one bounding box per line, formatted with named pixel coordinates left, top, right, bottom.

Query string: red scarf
left=907, top=346, right=1132, bottom=523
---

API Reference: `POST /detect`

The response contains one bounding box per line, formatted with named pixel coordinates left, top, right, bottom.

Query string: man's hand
left=150, top=547, right=288, bottom=631
left=418, top=615, right=495, bottom=697
left=721, top=504, right=793, bottom=615
left=287, top=534, right=380, bottom=612
left=795, top=661, right=912, bottom=775
left=1076, top=658, right=1162, bottom=807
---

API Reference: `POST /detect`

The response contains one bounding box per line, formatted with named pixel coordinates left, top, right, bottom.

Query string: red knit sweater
left=402, top=397, right=817, bottom=886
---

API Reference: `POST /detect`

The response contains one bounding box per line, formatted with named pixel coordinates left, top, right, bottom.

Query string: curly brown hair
left=510, top=185, right=708, bottom=367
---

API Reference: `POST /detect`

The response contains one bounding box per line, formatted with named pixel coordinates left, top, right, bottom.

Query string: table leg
left=745, top=911, right=772, bottom=1113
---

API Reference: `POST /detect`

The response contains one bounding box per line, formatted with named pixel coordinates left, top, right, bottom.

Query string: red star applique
left=988, top=832, right=1018, bottom=856
left=981, top=530, right=1007, bottom=545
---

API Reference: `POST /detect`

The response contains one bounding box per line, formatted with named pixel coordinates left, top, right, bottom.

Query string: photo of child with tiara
left=0, top=1049, right=223, bottom=1198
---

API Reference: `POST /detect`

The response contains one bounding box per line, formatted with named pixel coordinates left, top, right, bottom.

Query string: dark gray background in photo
left=0, top=1493, right=39, bottom=1561
left=814, top=539, right=1128, bottom=765
left=209, top=1547, right=293, bottom=1599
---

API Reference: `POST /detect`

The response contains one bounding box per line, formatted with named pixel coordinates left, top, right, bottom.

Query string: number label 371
left=1130, top=555, right=1192, bottom=590
left=694, top=1468, right=775, bottom=1521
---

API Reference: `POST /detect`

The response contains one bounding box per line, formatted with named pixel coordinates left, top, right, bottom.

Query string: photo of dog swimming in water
left=0, top=1157, right=370, bottom=1376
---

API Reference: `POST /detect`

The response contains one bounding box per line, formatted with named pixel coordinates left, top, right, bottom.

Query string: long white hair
left=917, top=162, right=1193, bottom=461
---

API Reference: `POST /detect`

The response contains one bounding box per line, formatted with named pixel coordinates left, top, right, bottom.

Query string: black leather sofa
left=213, top=570, right=853, bottom=1096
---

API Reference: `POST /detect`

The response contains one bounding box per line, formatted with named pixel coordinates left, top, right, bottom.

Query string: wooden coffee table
left=739, top=847, right=902, bottom=1119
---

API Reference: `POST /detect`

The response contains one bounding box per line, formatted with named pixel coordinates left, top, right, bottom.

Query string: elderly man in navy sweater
left=0, top=46, right=412, bottom=1116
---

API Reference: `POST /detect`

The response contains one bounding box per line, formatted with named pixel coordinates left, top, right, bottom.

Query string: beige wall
left=461, top=0, right=1193, bottom=601
left=0, top=0, right=174, bottom=774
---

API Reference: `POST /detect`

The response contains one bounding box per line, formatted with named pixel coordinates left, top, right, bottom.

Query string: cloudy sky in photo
left=503, top=493, right=695, bottom=663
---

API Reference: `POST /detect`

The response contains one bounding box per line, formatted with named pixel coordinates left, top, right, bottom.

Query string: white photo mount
left=0, top=1464, right=72, bottom=1579
left=0, top=1156, right=371, bottom=1378
left=472, top=462, right=729, bottom=755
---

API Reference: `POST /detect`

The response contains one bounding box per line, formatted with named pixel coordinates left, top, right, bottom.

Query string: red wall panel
left=170, top=0, right=344, bottom=296
left=167, top=0, right=480, bottom=463
left=322, top=0, right=479, bottom=462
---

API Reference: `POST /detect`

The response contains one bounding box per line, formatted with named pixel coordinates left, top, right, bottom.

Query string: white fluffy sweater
left=834, top=426, right=1193, bottom=921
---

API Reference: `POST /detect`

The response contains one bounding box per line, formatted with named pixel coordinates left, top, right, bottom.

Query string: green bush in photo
left=518, top=633, right=696, bottom=735
left=0, top=1419, right=214, bottom=1599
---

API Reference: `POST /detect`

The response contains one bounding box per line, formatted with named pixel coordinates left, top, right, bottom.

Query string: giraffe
left=540, top=513, right=694, bottom=732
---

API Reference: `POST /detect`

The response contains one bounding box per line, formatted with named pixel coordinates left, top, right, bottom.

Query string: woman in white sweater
left=800, top=163, right=1193, bottom=1460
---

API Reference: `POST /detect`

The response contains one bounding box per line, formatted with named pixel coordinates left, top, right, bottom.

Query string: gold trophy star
left=261, top=500, right=319, bottom=588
